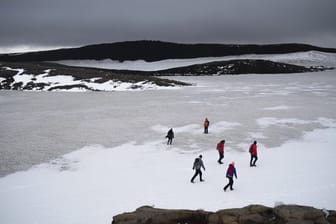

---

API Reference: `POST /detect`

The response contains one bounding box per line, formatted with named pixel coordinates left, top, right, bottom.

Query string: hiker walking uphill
left=249, top=140, right=258, bottom=167
left=216, top=140, right=225, bottom=164
left=203, top=118, right=210, bottom=134
left=223, top=161, right=237, bottom=191
left=165, top=128, right=174, bottom=145
left=191, top=155, right=206, bottom=183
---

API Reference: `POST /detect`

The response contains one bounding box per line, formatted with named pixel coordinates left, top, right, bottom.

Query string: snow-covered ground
left=3, top=67, right=177, bottom=91
left=57, top=51, right=336, bottom=71
left=1, top=71, right=336, bottom=224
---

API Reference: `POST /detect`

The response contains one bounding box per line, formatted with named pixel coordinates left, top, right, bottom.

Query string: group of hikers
left=165, top=118, right=258, bottom=192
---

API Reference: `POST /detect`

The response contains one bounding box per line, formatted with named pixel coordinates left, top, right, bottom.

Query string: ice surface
left=263, top=105, right=292, bottom=110
left=0, top=71, right=336, bottom=224
left=1, top=71, right=336, bottom=176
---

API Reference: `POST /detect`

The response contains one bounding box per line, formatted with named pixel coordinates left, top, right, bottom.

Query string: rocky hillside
left=112, top=204, right=336, bottom=224
left=151, top=59, right=325, bottom=76
left=1, top=40, right=336, bottom=62
left=1, top=59, right=330, bottom=91
left=0, top=62, right=189, bottom=91
left=1, top=40, right=334, bottom=91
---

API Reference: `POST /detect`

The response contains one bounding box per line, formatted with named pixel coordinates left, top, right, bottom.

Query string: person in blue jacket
left=223, top=161, right=237, bottom=191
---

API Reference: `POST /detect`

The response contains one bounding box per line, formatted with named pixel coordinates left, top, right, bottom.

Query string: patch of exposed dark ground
left=0, top=62, right=190, bottom=90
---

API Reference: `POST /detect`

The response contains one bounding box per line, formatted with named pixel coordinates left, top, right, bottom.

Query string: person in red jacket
left=203, top=118, right=209, bottom=134
left=216, top=140, right=225, bottom=164
left=223, top=161, right=237, bottom=191
left=249, top=140, right=258, bottom=167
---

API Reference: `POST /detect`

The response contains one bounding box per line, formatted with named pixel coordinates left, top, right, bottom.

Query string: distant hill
left=0, top=59, right=329, bottom=91
left=1, top=40, right=335, bottom=91
left=1, top=40, right=336, bottom=62
left=0, top=62, right=190, bottom=91
left=151, top=59, right=322, bottom=76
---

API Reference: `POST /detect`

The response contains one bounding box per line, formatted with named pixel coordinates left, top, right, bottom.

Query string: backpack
left=249, top=145, right=253, bottom=153
left=193, top=158, right=201, bottom=169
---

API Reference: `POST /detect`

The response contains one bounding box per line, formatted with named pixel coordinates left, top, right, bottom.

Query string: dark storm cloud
left=0, top=0, right=336, bottom=52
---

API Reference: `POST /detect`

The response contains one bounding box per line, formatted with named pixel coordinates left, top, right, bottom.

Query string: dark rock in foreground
left=112, top=204, right=336, bottom=224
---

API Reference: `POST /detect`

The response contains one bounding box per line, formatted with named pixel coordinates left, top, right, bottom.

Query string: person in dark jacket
left=166, top=128, right=174, bottom=145
left=223, top=161, right=237, bottom=191
left=203, top=118, right=209, bottom=134
left=191, top=155, right=206, bottom=183
left=249, top=140, right=258, bottom=167
left=216, top=140, right=225, bottom=164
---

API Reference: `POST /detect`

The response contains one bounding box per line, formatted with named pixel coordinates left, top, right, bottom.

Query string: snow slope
left=57, top=51, right=336, bottom=71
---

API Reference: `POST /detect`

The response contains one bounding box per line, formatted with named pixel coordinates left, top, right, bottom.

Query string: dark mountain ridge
left=1, top=40, right=336, bottom=62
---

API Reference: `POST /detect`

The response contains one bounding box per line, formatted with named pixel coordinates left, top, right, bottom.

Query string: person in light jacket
left=191, top=155, right=206, bottom=183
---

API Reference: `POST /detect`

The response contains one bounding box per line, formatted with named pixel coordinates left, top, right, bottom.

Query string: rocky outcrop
left=0, top=62, right=190, bottom=91
left=151, top=59, right=325, bottom=76
left=112, top=204, right=336, bottom=224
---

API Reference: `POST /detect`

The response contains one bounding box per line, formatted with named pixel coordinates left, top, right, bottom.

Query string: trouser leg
left=199, top=170, right=203, bottom=181
left=218, top=153, right=224, bottom=163
left=229, top=177, right=234, bottom=190
left=191, top=170, right=201, bottom=182
left=253, top=155, right=258, bottom=165
left=224, top=177, right=233, bottom=191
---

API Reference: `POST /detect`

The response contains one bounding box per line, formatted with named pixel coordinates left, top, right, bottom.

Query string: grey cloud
left=0, top=0, right=335, bottom=52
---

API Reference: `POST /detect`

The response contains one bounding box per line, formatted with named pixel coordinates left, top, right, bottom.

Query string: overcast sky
left=0, top=0, right=335, bottom=53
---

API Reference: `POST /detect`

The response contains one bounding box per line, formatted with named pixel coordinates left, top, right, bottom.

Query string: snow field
left=57, top=51, right=336, bottom=71
left=0, top=121, right=335, bottom=224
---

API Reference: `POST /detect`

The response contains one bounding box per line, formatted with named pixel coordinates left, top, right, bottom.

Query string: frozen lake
left=1, top=71, right=336, bottom=224
left=1, top=71, right=336, bottom=177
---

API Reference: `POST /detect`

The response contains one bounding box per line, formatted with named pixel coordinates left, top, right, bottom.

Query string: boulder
left=112, top=204, right=335, bottom=224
